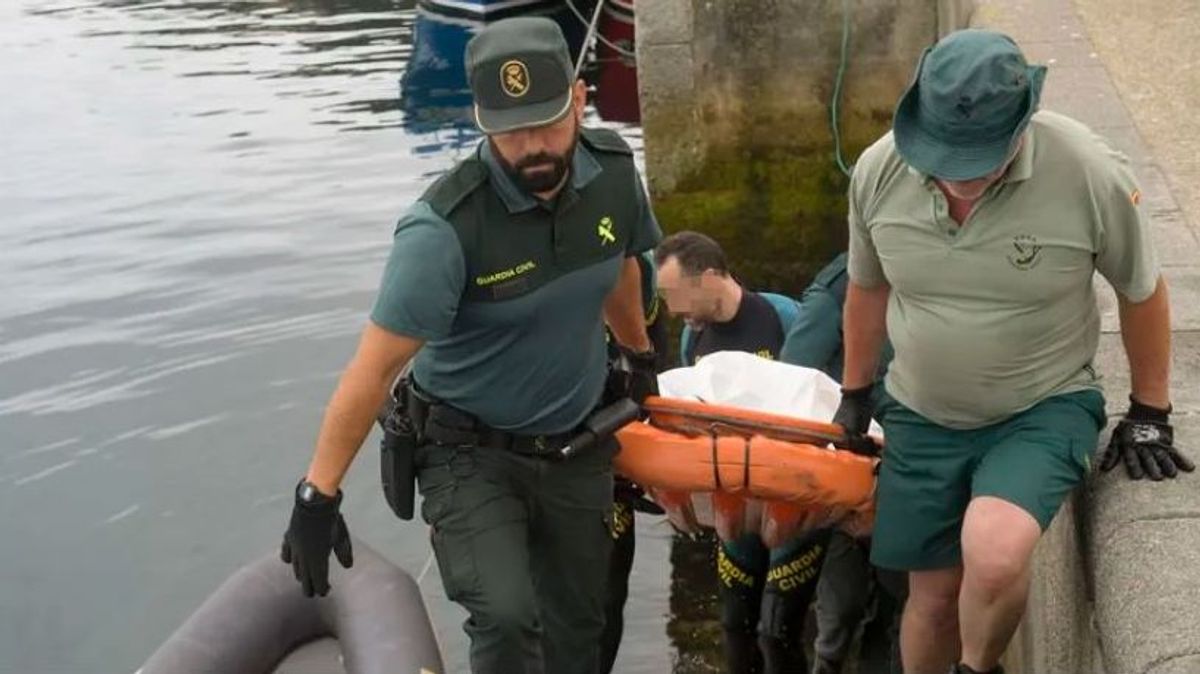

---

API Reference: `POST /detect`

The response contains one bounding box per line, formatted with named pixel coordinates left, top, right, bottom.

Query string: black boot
left=722, top=629, right=764, bottom=674
left=759, top=633, right=806, bottom=674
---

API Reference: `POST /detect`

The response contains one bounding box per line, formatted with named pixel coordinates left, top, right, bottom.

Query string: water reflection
left=1, top=0, right=652, bottom=671
left=398, top=10, right=474, bottom=136
left=669, top=532, right=726, bottom=673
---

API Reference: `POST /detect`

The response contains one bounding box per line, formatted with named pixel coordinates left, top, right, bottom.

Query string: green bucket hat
left=893, top=29, right=1047, bottom=180
left=465, top=17, right=575, bottom=134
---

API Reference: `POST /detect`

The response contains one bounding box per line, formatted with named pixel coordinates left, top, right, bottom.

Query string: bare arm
left=842, top=280, right=890, bottom=390
left=1117, top=275, right=1171, bottom=409
left=604, top=256, right=652, bottom=352
left=305, top=321, right=424, bottom=495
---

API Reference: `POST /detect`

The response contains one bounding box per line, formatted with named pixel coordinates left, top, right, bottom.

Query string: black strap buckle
left=484, top=428, right=568, bottom=459
left=403, top=380, right=578, bottom=459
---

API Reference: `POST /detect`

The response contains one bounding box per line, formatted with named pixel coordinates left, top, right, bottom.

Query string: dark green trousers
left=416, top=438, right=616, bottom=674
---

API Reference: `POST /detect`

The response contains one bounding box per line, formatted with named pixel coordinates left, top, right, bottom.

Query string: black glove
left=1100, top=397, right=1195, bottom=481
left=615, top=477, right=666, bottom=515
left=832, top=385, right=880, bottom=457
left=281, top=481, right=354, bottom=597
left=625, top=348, right=659, bottom=405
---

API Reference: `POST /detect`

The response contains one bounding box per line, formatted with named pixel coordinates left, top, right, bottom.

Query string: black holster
left=379, top=381, right=419, bottom=520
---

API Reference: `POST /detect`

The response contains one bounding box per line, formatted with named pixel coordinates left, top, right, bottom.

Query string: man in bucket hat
left=278, top=17, right=661, bottom=674
left=831, top=29, right=1192, bottom=674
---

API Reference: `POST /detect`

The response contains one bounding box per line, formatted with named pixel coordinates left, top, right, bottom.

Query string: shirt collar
left=1002, top=128, right=1035, bottom=184
left=479, top=138, right=604, bottom=214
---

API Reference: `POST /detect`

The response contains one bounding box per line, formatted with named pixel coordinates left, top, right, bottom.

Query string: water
left=0, top=2, right=679, bottom=671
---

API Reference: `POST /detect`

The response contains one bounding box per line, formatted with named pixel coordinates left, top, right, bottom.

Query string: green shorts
left=870, top=389, right=1107, bottom=571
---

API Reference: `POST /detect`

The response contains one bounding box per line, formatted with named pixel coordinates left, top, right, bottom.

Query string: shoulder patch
left=421, top=158, right=488, bottom=218
left=580, top=127, right=633, bottom=156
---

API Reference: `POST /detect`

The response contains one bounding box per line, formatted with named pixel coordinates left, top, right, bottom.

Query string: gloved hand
left=625, top=348, right=659, bottom=405
left=615, top=477, right=666, bottom=515
left=833, top=385, right=880, bottom=457
left=1100, top=397, right=1195, bottom=480
left=281, top=481, right=354, bottom=597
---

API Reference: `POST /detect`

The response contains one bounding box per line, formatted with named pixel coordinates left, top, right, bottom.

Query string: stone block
left=972, top=0, right=1087, bottom=41
left=1150, top=210, right=1200, bottom=267
left=1092, top=331, right=1200, bottom=414
left=937, top=0, right=976, bottom=36
left=1095, top=266, right=1200, bottom=333
left=1019, top=37, right=1106, bottom=69
left=1091, top=520, right=1200, bottom=674
left=634, top=0, right=693, bottom=46
left=1040, top=65, right=1136, bottom=130
left=1151, top=655, right=1200, bottom=674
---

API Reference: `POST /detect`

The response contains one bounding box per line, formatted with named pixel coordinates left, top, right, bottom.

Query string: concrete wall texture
left=636, top=0, right=974, bottom=294
left=638, top=0, right=1200, bottom=672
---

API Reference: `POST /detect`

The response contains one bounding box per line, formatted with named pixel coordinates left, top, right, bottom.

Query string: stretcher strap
left=742, top=435, right=751, bottom=490
left=707, top=425, right=753, bottom=492
left=709, top=424, right=721, bottom=490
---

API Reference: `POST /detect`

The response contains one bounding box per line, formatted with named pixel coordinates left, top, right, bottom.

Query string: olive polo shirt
left=847, top=111, right=1160, bottom=429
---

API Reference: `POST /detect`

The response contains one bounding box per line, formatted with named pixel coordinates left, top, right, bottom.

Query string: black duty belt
left=403, top=380, right=576, bottom=460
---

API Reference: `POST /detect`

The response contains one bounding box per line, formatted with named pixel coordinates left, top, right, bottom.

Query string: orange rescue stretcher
left=614, top=396, right=879, bottom=546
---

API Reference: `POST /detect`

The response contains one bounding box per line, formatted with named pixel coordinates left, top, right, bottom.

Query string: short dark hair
left=654, top=231, right=729, bottom=276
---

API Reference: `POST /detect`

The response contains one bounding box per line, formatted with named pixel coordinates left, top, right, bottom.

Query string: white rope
left=566, top=0, right=637, bottom=69
left=572, top=0, right=605, bottom=78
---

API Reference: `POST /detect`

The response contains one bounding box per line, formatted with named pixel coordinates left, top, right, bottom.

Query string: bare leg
left=900, top=566, right=962, bottom=674
left=958, top=496, right=1041, bottom=671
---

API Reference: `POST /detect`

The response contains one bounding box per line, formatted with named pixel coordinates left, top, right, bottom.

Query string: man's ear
left=572, top=79, right=587, bottom=122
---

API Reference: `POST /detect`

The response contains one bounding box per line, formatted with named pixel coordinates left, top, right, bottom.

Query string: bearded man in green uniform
left=277, top=18, right=661, bottom=674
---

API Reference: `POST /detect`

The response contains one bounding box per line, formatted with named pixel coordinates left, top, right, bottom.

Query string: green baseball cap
left=893, top=29, right=1047, bottom=180
left=465, top=17, right=575, bottom=134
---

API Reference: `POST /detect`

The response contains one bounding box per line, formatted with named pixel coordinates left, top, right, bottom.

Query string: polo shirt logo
left=1007, top=234, right=1043, bottom=270
left=597, top=216, right=616, bottom=245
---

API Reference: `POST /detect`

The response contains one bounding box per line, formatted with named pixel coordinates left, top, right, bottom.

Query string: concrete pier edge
left=971, top=1, right=1200, bottom=672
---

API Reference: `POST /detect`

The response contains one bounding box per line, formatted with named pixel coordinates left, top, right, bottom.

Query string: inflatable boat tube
left=140, top=539, right=444, bottom=674
left=614, top=396, right=879, bottom=545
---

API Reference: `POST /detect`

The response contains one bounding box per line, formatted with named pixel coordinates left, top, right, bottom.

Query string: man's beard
left=490, top=130, right=578, bottom=195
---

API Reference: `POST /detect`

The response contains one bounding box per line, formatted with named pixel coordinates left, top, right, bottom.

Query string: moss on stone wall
left=650, top=115, right=878, bottom=297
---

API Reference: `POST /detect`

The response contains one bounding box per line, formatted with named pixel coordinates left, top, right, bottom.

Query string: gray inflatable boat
left=141, top=539, right=444, bottom=674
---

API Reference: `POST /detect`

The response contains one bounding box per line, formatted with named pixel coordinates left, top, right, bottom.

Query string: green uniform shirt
left=777, top=253, right=849, bottom=381
left=848, top=111, right=1159, bottom=429
left=370, top=130, right=661, bottom=434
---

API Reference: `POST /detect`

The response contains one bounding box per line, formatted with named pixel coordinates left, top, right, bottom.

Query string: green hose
left=830, top=0, right=854, bottom=178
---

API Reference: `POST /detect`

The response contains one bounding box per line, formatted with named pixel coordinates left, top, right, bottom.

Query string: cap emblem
left=501, top=60, right=530, bottom=98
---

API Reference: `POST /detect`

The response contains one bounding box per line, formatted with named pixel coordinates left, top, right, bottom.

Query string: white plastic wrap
left=657, top=350, right=882, bottom=436
left=649, top=351, right=881, bottom=542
